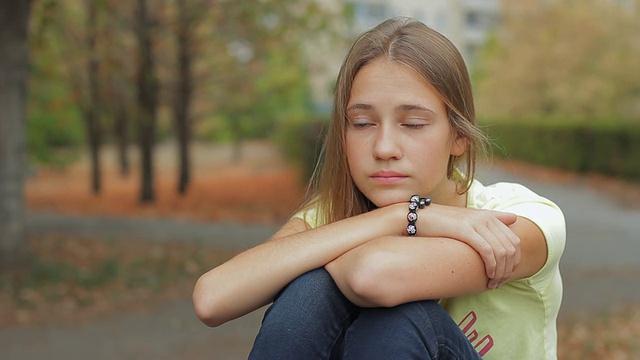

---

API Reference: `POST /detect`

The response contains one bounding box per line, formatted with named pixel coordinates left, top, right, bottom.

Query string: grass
left=1, top=236, right=639, bottom=358
left=0, top=235, right=235, bottom=327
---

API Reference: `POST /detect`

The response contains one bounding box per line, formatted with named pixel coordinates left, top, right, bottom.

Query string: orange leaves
left=26, top=142, right=304, bottom=224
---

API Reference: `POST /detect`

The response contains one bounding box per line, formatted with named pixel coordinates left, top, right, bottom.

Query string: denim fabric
left=342, top=301, right=482, bottom=359
left=249, top=268, right=481, bottom=360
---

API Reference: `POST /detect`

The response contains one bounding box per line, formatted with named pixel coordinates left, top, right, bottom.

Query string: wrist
left=378, top=202, right=411, bottom=236
left=406, top=194, right=432, bottom=237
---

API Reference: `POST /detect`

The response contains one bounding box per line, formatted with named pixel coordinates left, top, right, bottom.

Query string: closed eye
left=401, top=118, right=429, bottom=129
left=402, top=123, right=426, bottom=129
left=348, top=118, right=376, bottom=129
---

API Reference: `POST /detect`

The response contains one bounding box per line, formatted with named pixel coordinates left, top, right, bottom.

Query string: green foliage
left=26, top=0, right=341, bottom=167
left=0, top=237, right=227, bottom=311
left=13, top=257, right=121, bottom=292
left=27, top=80, right=84, bottom=165
left=27, top=0, right=85, bottom=166
left=485, top=118, right=640, bottom=180
left=474, top=1, right=640, bottom=121
left=275, top=117, right=327, bottom=182
left=475, top=2, right=640, bottom=179
left=201, top=1, right=330, bottom=143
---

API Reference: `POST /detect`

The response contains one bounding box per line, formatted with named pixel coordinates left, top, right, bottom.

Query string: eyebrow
left=396, top=104, right=436, bottom=114
left=346, top=103, right=373, bottom=112
left=346, top=103, right=436, bottom=115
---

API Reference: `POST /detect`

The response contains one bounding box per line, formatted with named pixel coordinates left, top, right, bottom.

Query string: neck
left=432, top=179, right=468, bottom=208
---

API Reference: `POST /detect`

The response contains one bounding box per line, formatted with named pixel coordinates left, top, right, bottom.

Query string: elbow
left=192, top=276, right=230, bottom=327
left=343, top=250, right=403, bottom=308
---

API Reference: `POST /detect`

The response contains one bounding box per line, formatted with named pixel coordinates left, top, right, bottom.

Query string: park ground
left=1, top=140, right=640, bottom=359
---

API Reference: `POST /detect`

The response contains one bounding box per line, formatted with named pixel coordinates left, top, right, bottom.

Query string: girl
left=193, top=17, right=565, bottom=359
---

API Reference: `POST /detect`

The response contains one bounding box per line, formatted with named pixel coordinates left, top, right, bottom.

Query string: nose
left=373, top=124, right=402, bottom=160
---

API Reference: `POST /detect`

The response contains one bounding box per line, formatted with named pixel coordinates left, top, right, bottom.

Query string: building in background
left=349, top=0, right=500, bottom=63
left=308, top=0, right=501, bottom=112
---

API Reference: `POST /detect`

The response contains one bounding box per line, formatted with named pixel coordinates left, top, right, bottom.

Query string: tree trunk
left=114, top=96, right=130, bottom=177
left=135, top=0, right=157, bottom=203
left=0, top=0, right=32, bottom=271
left=174, top=0, right=192, bottom=195
left=85, top=0, right=102, bottom=194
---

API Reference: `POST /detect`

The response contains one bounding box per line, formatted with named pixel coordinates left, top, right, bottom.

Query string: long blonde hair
left=307, top=17, right=487, bottom=225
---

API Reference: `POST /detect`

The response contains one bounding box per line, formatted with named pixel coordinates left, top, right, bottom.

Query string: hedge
left=484, top=120, right=640, bottom=180
left=279, top=118, right=640, bottom=183
left=276, top=118, right=327, bottom=183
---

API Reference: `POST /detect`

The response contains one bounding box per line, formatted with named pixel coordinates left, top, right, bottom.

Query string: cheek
left=411, top=141, right=452, bottom=172
left=345, top=135, right=366, bottom=163
left=345, top=139, right=360, bottom=177
left=345, top=138, right=354, bottom=164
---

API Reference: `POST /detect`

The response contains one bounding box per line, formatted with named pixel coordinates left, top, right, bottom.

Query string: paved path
left=2, top=164, right=640, bottom=359
left=477, top=164, right=640, bottom=314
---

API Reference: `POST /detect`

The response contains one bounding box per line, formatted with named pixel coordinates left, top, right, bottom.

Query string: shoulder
left=469, top=179, right=565, bottom=235
left=291, top=202, right=321, bottom=229
left=468, top=180, right=556, bottom=211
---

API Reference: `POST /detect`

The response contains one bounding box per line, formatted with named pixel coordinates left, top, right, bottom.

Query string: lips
left=370, top=170, right=408, bottom=184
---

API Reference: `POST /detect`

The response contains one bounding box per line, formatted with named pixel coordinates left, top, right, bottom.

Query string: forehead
left=348, top=58, right=445, bottom=111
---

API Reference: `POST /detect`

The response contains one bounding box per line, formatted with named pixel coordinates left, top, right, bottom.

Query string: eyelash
left=347, top=119, right=427, bottom=130
left=348, top=119, right=375, bottom=129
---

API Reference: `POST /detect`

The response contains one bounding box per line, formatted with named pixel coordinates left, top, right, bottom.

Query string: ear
left=450, top=134, right=468, bottom=156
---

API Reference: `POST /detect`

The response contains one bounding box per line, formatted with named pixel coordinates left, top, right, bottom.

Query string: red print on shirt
left=458, top=311, right=494, bottom=356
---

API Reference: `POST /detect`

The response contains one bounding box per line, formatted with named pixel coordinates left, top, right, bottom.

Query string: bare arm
left=192, top=204, right=407, bottom=327
left=325, top=215, right=547, bottom=308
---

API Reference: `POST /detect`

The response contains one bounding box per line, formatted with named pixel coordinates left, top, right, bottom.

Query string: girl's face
left=345, top=58, right=467, bottom=207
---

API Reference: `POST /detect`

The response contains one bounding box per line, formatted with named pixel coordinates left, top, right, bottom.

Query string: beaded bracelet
left=406, top=194, right=432, bottom=236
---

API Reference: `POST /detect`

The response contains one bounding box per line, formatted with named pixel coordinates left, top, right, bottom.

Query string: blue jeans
left=249, top=268, right=481, bottom=359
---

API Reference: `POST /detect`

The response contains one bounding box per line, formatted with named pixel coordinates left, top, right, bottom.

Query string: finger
left=492, top=220, right=521, bottom=273
left=476, top=225, right=507, bottom=289
left=465, top=230, right=497, bottom=280
left=487, top=221, right=521, bottom=288
left=490, top=210, right=518, bottom=226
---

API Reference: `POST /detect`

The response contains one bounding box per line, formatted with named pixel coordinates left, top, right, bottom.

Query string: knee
left=262, top=268, right=345, bottom=324
left=341, top=301, right=446, bottom=357
left=353, top=300, right=448, bottom=336
left=274, top=268, right=341, bottom=305
left=370, top=300, right=434, bottom=320
left=285, top=267, right=335, bottom=292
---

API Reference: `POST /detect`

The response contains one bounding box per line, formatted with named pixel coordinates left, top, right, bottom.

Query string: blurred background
left=1, top=0, right=639, bottom=359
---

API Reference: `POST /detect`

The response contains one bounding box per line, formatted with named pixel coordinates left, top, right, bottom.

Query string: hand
left=417, top=205, right=521, bottom=289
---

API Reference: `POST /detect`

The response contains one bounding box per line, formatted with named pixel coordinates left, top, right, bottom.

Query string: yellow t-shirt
left=440, top=180, right=565, bottom=359
left=293, top=180, right=565, bottom=359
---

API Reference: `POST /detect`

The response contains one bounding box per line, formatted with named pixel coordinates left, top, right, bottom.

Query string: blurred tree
left=25, top=0, right=340, bottom=202
left=0, top=0, right=33, bottom=270
left=203, top=0, right=332, bottom=160
left=162, top=0, right=338, bottom=181
left=170, top=0, right=209, bottom=195
left=32, top=0, right=110, bottom=194
left=474, top=0, right=640, bottom=121
left=135, top=0, right=159, bottom=203
left=27, top=1, right=85, bottom=166
left=48, top=0, right=109, bottom=194
left=85, top=0, right=102, bottom=194
left=103, top=0, right=136, bottom=178
left=27, top=0, right=138, bottom=182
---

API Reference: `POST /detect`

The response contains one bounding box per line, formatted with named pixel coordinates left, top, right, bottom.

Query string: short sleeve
left=291, top=207, right=320, bottom=229
left=468, top=181, right=566, bottom=282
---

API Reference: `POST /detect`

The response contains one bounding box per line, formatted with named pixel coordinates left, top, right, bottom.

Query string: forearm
left=326, top=236, right=488, bottom=308
left=193, top=204, right=407, bottom=326
left=326, top=212, right=549, bottom=308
